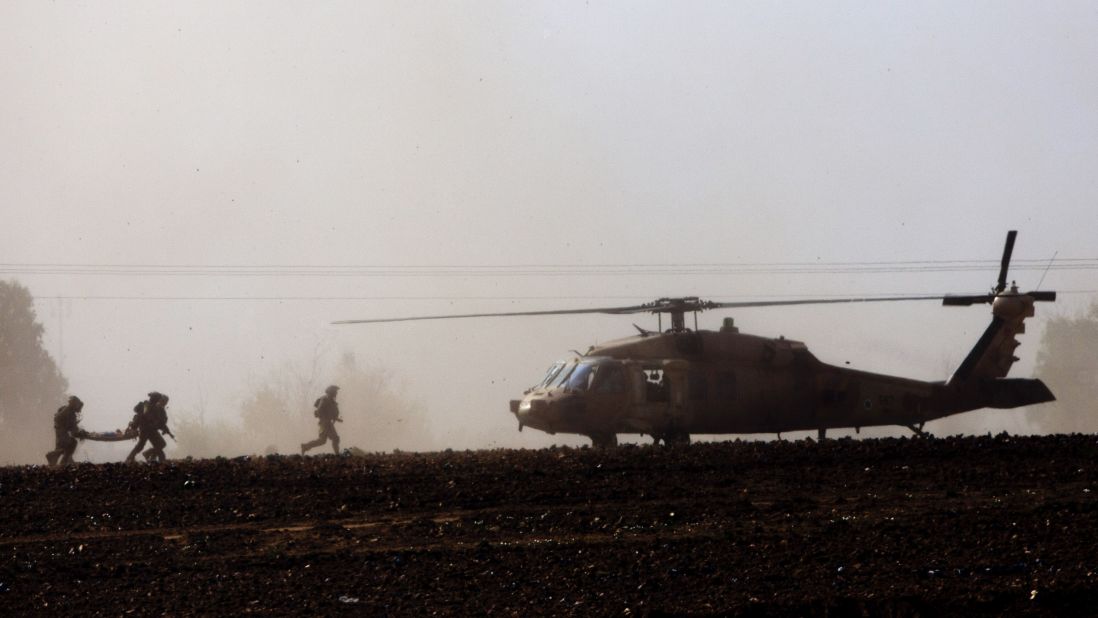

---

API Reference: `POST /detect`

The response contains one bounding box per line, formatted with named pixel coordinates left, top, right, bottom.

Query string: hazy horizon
left=3, top=2, right=1096, bottom=463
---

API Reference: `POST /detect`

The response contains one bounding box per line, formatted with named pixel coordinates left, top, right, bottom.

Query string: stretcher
left=82, top=428, right=138, bottom=442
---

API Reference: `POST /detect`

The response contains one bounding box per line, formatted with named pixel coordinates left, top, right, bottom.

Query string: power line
left=5, top=258, right=1098, bottom=268
left=4, top=260, right=1098, bottom=278
left=35, top=290, right=1098, bottom=302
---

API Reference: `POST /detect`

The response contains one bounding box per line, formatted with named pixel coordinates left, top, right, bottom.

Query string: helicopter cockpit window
left=553, top=362, right=579, bottom=386
left=537, top=362, right=567, bottom=389
left=564, top=362, right=597, bottom=391
left=552, top=362, right=577, bottom=388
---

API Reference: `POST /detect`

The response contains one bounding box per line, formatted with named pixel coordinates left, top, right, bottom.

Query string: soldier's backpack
left=314, top=396, right=338, bottom=420
left=53, top=406, right=69, bottom=429
left=149, top=405, right=168, bottom=429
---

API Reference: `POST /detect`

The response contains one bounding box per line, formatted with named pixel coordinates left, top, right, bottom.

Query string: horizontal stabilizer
left=981, top=378, right=1055, bottom=409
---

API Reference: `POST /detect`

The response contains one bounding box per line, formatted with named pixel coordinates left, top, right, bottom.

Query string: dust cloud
left=0, top=418, right=56, bottom=467
left=3, top=4, right=1097, bottom=462
left=1028, top=303, right=1098, bottom=435
left=169, top=352, right=441, bottom=459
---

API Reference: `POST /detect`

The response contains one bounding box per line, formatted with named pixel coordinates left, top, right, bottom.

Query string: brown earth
left=1, top=434, right=1097, bottom=616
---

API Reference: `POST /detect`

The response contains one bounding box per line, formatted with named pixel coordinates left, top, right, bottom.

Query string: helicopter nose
left=514, top=398, right=550, bottom=430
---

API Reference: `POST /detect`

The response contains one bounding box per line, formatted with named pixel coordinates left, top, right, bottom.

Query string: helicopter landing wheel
left=906, top=423, right=931, bottom=438
left=589, top=432, right=618, bottom=449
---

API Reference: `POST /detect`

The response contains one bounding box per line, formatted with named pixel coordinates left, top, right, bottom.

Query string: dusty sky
left=3, top=1, right=1097, bottom=457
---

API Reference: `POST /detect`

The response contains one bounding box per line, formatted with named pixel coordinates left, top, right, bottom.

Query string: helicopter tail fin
left=939, top=292, right=1056, bottom=414
left=944, top=231, right=1055, bottom=386
left=947, top=294, right=1037, bottom=386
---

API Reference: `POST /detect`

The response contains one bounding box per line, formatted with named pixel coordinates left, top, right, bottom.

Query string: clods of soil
left=2, top=434, right=1097, bottom=615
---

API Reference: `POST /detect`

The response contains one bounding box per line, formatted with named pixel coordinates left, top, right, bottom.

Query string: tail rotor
left=942, top=230, right=1055, bottom=306
left=996, top=230, right=1017, bottom=293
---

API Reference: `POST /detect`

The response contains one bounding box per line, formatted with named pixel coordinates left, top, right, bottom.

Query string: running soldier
left=125, top=392, right=173, bottom=463
left=46, top=396, right=88, bottom=466
left=301, top=385, right=342, bottom=455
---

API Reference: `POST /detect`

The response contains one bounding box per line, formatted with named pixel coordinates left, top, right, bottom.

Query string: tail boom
left=938, top=377, right=1055, bottom=417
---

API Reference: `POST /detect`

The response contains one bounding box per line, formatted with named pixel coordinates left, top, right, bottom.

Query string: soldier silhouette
left=46, top=396, right=87, bottom=466
left=301, top=385, right=342, bottom=455
left=125, top=392, right=172, bottom=463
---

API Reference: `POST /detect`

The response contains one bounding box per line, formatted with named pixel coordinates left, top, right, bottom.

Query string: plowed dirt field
left=2, top=434, right=1097, bottom=616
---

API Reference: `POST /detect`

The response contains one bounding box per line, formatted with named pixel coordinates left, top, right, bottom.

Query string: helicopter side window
left=645, top=369, right=669, bottom=403
left=565, top=362, right=596, bottom=391
left=592, top=364, right=626, bottom=394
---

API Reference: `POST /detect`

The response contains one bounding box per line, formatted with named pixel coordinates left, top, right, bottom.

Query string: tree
left=0, top=280, right=68, bottom=464
left=1030, top=302, right=1098, bottom=434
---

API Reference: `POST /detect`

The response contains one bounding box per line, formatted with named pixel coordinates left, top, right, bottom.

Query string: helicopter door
left=622, top=365, right=670, bottom=436
left=643, top=368, right=670, bottom=403
left=585, top=361, right=629, bottom=433
left=663, top=360, right=691, bottom=433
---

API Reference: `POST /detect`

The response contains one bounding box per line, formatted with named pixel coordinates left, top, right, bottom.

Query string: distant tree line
left=1030, top=301, right=1098, bottom=434
left=0, top=280, right=68, bottom=464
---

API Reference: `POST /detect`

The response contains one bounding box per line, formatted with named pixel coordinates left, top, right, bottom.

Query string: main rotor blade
left=706, top=295, right=949, bottom=310
left=335, top=289, right=1057, bottom=325
left=333, top=303, right=658, bottom=324
left=335, top=295, right=956, bottom=324
left=1028, top=290, right=1056, bottom=302
left=942, top=290, right=1058, bottom=306
left=942, top=294, right=993, bottom=306
left=997, top=230, right=1017, bottom=293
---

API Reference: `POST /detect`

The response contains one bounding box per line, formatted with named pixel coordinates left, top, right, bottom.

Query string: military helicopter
left=336, top=231, right=1056, bottom=447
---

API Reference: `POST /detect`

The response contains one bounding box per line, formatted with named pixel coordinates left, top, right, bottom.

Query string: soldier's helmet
left=325, top=385, right=340, bottom=396
left=68, top=395, right=84, bottom=410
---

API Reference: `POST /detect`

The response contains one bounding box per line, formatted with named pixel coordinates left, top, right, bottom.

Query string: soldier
left=125, top=392, right=172, bottom=463
left=143, top=394, right=174, bottom=462
left=46, top=396, right=88, bottom=466
left=301, top=385, right=342, bottom=455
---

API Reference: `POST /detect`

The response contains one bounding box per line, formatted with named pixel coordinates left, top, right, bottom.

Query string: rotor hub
left=639, top=297, right=718, bottom=332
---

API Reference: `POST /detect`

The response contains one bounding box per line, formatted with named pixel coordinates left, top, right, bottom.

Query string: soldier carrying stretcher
left=125, top=392, right=174, bottom=463
left=45, top=396, right=88, bottom=466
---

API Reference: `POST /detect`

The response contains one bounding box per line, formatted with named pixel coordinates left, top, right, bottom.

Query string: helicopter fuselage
left=510, top=314, right=1052, bottom=445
